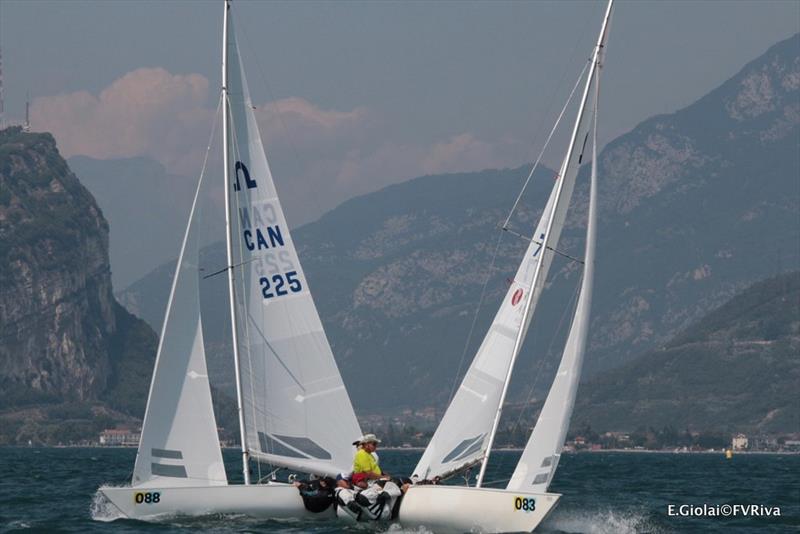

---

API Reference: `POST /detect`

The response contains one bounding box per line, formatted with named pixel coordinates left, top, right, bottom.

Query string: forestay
left=225, top=16, right=362, bottom=478
left=132, top=151, right=226, bottom=488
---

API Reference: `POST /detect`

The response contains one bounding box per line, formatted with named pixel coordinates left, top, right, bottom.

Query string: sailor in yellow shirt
left=351, top=433, right=386, bottom=487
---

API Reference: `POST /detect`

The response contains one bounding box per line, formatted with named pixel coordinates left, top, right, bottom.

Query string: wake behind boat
left=98, top=0, right=362, bottom=520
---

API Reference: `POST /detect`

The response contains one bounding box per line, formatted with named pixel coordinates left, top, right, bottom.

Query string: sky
left=1, top=0, right=798, bottom=225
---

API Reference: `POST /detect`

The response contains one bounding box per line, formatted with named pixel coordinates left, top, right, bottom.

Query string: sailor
left=351, top=433, right=387, bottom=488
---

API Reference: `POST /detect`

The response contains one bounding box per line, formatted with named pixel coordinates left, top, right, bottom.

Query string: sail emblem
left=511, top=288, right=523, bottom=306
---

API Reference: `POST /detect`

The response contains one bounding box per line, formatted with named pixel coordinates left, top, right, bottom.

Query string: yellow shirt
left=353, top=448, right=381, bottom=475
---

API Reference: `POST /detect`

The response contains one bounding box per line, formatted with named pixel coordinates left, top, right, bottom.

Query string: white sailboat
left=99, top=1, right=362, bottom=519
left=398, top=2, right=612, bottom=532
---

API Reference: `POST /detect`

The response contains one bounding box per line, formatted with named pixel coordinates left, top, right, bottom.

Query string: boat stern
left=398, top=485, right=560, bottom=533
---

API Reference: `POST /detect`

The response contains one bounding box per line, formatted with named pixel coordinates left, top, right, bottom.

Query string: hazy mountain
left=568, top=272, right=800, bottom=434
left=119, top=34, right=799, bottom=415
left=67, top=155, right=194, bottom=290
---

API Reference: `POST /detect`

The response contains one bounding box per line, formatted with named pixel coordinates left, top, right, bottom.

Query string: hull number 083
left=513, top=496, right=536, bottom=513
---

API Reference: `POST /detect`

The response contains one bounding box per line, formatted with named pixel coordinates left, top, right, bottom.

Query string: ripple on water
left=1, top=449, right=796, bottom=533
left=542, top=507, right=669, bottom=534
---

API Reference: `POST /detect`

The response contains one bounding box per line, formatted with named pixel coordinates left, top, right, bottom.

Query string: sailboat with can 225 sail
left=395, top=1, right=613, bottom=532
left=98, top=0, right=363, bottom=520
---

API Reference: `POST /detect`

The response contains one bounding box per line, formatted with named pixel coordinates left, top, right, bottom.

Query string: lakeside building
left=784, top=440, right=800, bottom=452
left=749, top=435, right=779, bottom=451
left=732, top=433, right=749, bottom=451
left=99, top=428, right=140, bottom=446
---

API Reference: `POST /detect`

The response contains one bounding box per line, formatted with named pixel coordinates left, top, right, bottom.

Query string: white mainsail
left=224, top=14, right=362, bottom=479
left=132, top=149, right=226, bottom=488
left=507, top=2, right=609, bottom=493
left=413, top=0, right=611, bottom=485
left=411, top=185, right=560, bottom=481
left=507, top=71, right=601, bottom=493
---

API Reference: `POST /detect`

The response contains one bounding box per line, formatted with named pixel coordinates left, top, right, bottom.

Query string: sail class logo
left=511, top=288, right=524, bottom=306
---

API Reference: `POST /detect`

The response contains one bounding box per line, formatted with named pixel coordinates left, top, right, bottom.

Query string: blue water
left=0, top=448, right=796, bottom=533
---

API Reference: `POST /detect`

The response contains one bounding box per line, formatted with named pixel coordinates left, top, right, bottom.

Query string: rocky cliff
left=582, top=32, right=800, bottom=370
left=0, top=127, right=156, bottom=441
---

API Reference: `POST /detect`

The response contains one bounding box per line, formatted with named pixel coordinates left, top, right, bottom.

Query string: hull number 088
left=134, top=492, right=160, bottom=504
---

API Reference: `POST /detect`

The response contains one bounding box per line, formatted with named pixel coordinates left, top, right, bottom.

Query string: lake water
left=0, top=448, right=796, bottom=533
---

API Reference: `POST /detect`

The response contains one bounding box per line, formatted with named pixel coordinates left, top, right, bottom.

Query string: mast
left=222, top=0, right=251, bottom=485
left=475, top=0, right=613, bottom=488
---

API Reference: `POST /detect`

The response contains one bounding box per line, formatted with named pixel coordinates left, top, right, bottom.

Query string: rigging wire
left=443, top=58, right=592, bottom=409
left=225, top=87, right=267, bottom=484
left=501, top=0, right=602, bottom=231
left=509, top=267, right=584, bottom=437
left=128, top=93, right=224, bottom=485
left=442, top=17, right=601, bottom=409
left=234, top=12, right=327, bottom=224
left=502, top=59, right=590, bottom=230
left=511, top=43, right=603, bottom=448
left=235, top=10, right=355, bottom=478
left=444, top=230, right=506, bottom=406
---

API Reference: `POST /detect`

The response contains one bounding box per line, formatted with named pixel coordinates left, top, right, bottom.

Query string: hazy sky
left=2, top=0, right=798, bottom=224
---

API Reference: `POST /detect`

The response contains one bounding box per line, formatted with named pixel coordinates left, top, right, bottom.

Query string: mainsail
left=411, top=185, right=560, bottom=481
left=507, top=93, right=598, bottom=491
left=413, top=0, right=611, bottom=485
left=224, top=14, right=362, bottom=479
left=507, top=3, right=609, bottom=494
left=132, top=145, right=226, bottom=488
left=412, top=62, right=597, bottom=484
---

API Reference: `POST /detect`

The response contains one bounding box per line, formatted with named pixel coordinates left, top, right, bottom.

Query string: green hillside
left=571, top=272, right=800, bottom=433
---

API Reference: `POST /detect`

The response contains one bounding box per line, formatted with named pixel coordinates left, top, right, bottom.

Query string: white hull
left=398, top=485, right=560, bottom=533
left=99, top=482, right=334, bottom=521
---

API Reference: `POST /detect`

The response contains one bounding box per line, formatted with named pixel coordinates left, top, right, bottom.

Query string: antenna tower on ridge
left=24, top=91, right=30, bottom=132
left=0, top=44, right=5, bottom=129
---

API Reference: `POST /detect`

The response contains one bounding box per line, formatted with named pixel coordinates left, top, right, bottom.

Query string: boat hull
left=398, top=485, right=560, bottom=533
left=99, top=483, right=335, bottom=520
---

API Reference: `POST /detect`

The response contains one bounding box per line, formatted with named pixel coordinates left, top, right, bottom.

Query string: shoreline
left=2, top=445, right=797, bottom=455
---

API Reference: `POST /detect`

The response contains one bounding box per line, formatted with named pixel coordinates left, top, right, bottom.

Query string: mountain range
left=0, top=34, right=796, bottom=444
left=116, top=34, right=800, bottom=414
left=568, top=271, right=799, bottom=434
left=67, top=156, right=193, bottom=289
